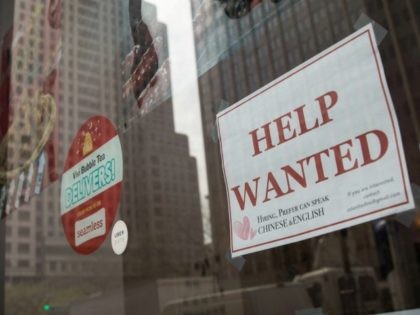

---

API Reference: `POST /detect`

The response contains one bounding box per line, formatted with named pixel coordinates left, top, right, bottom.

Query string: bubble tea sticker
left=60, top=116, right=123, bottom=255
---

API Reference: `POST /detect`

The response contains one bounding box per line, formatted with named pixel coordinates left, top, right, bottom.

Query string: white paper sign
left=217, top=24, right=414, bottom=257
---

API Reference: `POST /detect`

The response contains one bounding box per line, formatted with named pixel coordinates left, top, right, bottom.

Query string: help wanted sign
left=216, top=24, right=414, bottom=257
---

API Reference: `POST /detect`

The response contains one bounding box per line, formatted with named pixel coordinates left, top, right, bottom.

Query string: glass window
left=0, top=0, right=419, bottom=314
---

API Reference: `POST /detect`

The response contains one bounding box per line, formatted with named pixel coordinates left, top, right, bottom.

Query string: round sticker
left=111, top=220, right=128, bottom=255
left=60, top=116, right=123, bottom=255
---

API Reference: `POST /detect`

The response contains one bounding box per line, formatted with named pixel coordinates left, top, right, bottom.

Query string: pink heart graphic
left=233, top=216, right=256, bottom=240
left=250, top=228, right=257, bottom=240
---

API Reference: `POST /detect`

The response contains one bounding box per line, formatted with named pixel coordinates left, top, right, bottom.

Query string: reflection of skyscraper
left=4, top=0, right=61, bottom=282
left=119, top=1, right=204, bottom=279
left=362, top=5, right=420, bottom=308
left=4, top=0, right=204, bottom=288
left=191, top=0, right=367, bottom=287
left=347, top=1, right=420, bottom=310
left=5, top=0, right=123, bottom=282
left=40, top=0, right=125, bottom=279
left=121, top=101, right=205, bottom=278
left=191, top=1, right=419, bottom=309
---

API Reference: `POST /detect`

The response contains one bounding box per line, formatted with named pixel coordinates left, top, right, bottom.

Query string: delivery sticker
left=60, top=116, right=123, bottom=255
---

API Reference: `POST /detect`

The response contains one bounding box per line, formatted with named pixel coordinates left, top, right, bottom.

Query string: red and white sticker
left=60, top=116, right=123, bottom=255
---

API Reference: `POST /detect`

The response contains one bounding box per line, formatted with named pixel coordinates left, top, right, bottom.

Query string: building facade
left=192, top=0, right=420, bottom=312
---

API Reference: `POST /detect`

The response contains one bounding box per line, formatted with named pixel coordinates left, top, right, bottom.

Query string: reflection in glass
left=0, top=0, right=419, bottom=314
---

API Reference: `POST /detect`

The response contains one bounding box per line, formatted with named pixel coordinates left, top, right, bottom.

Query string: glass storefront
left=0, top=0, right=419, bottom=314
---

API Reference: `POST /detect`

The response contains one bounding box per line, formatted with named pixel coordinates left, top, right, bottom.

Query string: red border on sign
left=216, top=26, right=410, bottom=254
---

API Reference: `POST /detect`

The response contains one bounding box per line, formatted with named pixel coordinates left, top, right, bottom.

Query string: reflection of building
left=191, top=0, right=365, bottom=286
left=71, top=277, right=233, bottom=315
left=357, top=0, right=420, bottom=310
left=4, top=0, right=61, bottom=282
left=4, top=0, right=204, bottom=289
left=192, top=0, right=420, bottom=311
left=5, top=0, right=123, bottom=282
left=121, top=100, right=205, bottom=278
left=70, top=277, right=313, bottom=315
left=38, top=0, right=123, bottom=279
left=294, top=267, right=383, bottom=314
left=120, top=4, right=206, bottom=314
left=119, top=1, right=204, bottom=279
left=363, top=0, right=420, bottom=184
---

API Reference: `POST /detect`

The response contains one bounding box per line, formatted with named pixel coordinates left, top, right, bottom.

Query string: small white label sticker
left=111, top=220, right=128, bottom=255
left=74, top=208, right=106, bottom=247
